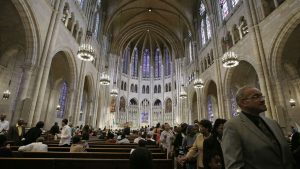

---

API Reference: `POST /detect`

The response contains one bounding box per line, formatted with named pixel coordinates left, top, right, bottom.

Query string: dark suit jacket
left=24, top=127, right=42, bottom=145
left=203, top=135, right=224, bottom=169
left=7, top=125, right=25, bottom=146
left=222, top=113, right=295, bottom=169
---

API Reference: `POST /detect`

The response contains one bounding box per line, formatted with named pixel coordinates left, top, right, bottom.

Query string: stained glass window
left=201, top=21, right=206, bottom=44
left=94, top=13, right=100, bottom=38
left=232, top=0, right=240, bottom=7
left=230, top=89, right=238, bottom=116
left=131, top=48, right=138, bottom=77
left=165, top=48, right=171, bottom=76
left=199, top=2, right=206, bottom=15
left=206, top=15, right=211, bottom=39
left=142, top=49, right=150, bottom=78
left=207, top=95, right=214, bottom=122
left=154, top=48, right=161, bottom=78
left=220, top=0, right=229, bottom=20
left=57, top=81, right=68, bottom=118
left=122, top=47, right=130, bottom=74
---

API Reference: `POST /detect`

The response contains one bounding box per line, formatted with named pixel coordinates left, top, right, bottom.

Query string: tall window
left=220, top=0, right=241, bottom=20
left=131, top=48, right=138, bottom=77
left=220, top=0, right=229, bottom=20
left=154, top=48, right=162, bottom=78
left=189, top=41, right=193, bottom=62
left=199, top=1, right=211, bottom=46
left=164, top=48, right=171, bottom=76
left=122, top=47, right=130, bottom=74
left=94, top=13, right=100, bottom=38
left=207, top=95, right=214, bottom=122
left=142, top=48, right=150, bottom=78
left=232, top=0, right=240, bottom=7
left=57, top=81, right=68, bottom=118
left=76, top=0, right=85, bottom=9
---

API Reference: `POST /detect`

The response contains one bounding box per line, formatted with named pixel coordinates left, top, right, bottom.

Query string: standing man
left=58, top=119, right=71, bottom=146
left=0, top=114, right=9, bottom=134
left=7, top=119, right=26, bottom=146
left=222, top=86, right=295, bottom=169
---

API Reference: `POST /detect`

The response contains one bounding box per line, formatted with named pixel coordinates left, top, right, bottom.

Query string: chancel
left=0, top=0, right=299, bottom=168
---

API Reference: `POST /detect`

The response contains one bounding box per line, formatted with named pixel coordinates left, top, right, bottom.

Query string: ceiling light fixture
left=77, top=31, right=95, bottom=61
left=222, top=51, right=239, bottom=68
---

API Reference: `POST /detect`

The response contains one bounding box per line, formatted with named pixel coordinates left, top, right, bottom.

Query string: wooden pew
left=12, top=151, right=167, bottom=159
left=0, top=158, right=173, bottom=169
left=10, top=146, right=162, bottom=153
left=46, top=144, right=158, bottom=148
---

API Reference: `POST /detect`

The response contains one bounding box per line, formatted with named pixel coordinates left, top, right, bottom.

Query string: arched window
left=158, top=85, right=161, bottom=93
left=124, top=82, right=127, bottom=91
left=154, top=85, right=157, bottom=93
left=142, top=85, right=145, bottom=93
left=146, top=86, right=149, bottom=94
left=154, top=48, right=162, bottom=78
left=131, top=48, right=138, bottom=77
left=57, top=81, right=68, bottom=118
left=219, top=0, right=241, bottom=20
left=164, top=48, right=171, bottom=76
left=135, top=84, right=138, bottom=93
left=232, top=0, right=240, bottom=7
left=142, top=48, right=150, bottom=78
left=219, top=0, right=229, bottom=20
left=199, top=1, right=211, bottom=46
left=130, top=84, right=134, bottom=92
left=94, top=12, right=100, bottom=38
left=122, top=47, right=130, bottom=74
left=165, top=84, right=168, bottom=92
left=207, top=95, right=214, bottom=122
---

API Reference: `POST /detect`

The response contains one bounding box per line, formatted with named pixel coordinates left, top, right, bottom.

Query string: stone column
left=12, top=65, right=34, bottom=124
left=28, top=0, right=65, bottom=127
left=245, top=0, right=276, bottom=118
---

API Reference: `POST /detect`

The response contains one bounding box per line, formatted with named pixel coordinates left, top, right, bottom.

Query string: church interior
left=0, top=0, right=300, bottom=134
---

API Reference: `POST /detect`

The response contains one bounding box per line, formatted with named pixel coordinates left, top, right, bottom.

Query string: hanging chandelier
left=77, top=31, right=95, bottom=61
left=193, top=78, right=204, bottom=89
left=110, top=89, right=118, bottom=97
left=56, top=104, right=61, bottom=111
left=99, top=72, right=110, bottom=85
left=222, top=51, right=239, bottom=68
left=179, top=85, right=187, bottom=99
left=289, top=98, right=296, bottom=108
left=2, top=90, right=11, bottom=100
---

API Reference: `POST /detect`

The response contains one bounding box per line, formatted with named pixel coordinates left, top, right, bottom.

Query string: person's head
left=130, top=147, right=153, bottom=169
left=155, top=123, right=160, bottom=128
left=36, top=137, right=44, bottom=143
left=83, top=125, right=89, bottom=130
left=72, top=135, right=81, bottom=144
left=0, top=114, right=6, bottom=121
left=138, top=139, right=147, bottom=147
left=17, top=119, right=24, bottom=126
left=62, top=118, right=68, bottom=126
left=186, top=125, right=196, bottom=136
left=208, top=151, right=222, bottom=169
left=199, top=119, right=212, bottom=135
left=36, top=121, right=44, bottom=129
left=211, top=119, right=226, bottom=137
left=54, top=122, right=58, bottom=126
left=291, top=132, right=300, bottom=151
left=164, top=123, right=170, bottom=131
left=0, top=134, right=7, bottom=147
left=236, top=86, right=267, bottom=115
left=194, top=119, right=199, bottom=125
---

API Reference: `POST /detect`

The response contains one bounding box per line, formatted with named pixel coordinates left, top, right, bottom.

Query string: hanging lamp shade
left=222, top=51, right=239, bottom=68
left=77, top=31, right=95, bottom=61
left=193, top=78, right=204, bottom=89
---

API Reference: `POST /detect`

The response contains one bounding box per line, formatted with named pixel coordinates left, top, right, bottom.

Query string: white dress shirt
left=59, top=125, right=72, bottom=145
left=18, top=142, right=48, bottom=152
left=0, top=120, right=9, bottom=133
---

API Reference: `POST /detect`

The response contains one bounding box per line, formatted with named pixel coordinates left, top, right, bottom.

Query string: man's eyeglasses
left=243, top=95, right=265, bottom=101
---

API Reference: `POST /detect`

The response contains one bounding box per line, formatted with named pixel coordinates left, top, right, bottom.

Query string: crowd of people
left=0, top=86, right=300, bottom=169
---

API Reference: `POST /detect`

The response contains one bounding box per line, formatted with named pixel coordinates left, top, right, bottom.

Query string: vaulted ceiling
left=102, top=0, right=199, bottom=58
